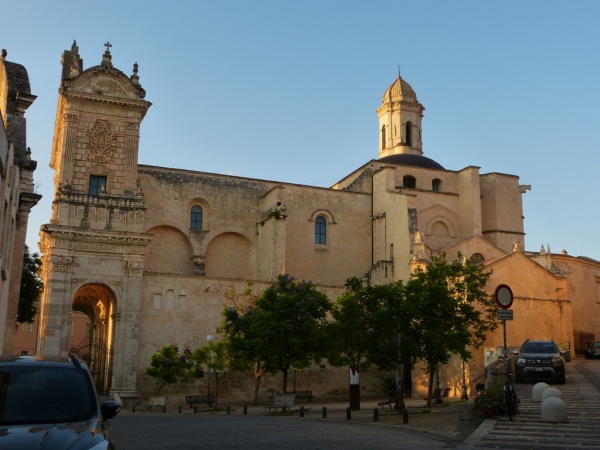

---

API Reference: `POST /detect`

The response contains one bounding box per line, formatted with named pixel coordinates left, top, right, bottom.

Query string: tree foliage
left=222, top=274, right=333, bottom=394
left=144, top=343, right=192, bottom=395
left=329, top=254, right=498, bottom=407
left=190, top=341, right=229, bottom=408
left=18, top=244, right=43, bottom=324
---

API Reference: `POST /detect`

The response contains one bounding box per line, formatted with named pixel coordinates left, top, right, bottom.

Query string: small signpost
left=494, top=284, right=514, bottom=382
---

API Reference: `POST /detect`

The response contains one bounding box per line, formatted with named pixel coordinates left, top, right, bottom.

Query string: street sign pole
left=495, top=285, right=514, bottom=383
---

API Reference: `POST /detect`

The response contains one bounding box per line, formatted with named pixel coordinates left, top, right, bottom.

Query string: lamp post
left=461, top=358, right=469, bottom=400
left=206, top=334, right=214, bottom=396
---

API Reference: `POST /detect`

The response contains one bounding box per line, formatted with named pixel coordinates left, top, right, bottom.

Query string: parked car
left=586, top=341, right=600, bottom=359
left=513, top=339, right=566, bottom=384
left=0, top=355, right=120, bottom=449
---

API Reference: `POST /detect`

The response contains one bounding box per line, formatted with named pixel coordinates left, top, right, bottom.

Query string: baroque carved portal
left=86, top=120, right=117, bottom=163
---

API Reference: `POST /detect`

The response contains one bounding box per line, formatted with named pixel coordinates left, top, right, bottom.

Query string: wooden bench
left=377, top=391, right=398, bottom=412
left=134, top=396, right=166, bottom=413
left=441, top=387, right=451, bottom=403
left=264, top=393, right=296, bottom=414
left=185, top=394, right=215, bottom=408
left=294, top=390, right=314, bottom=402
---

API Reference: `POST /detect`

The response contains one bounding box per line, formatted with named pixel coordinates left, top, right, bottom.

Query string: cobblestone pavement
left=109, top=411, right=447, bottom=449
left=458, top=359, right=600, bottom=450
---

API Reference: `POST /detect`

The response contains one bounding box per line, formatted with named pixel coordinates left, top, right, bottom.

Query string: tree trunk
left=282, top=368, right=288, bottom=394
left=252, top=362, right=266, bottom=405
left=426, top=367, right=435, bottom=408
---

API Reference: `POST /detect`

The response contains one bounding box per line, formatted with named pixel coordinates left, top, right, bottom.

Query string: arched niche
left=205, top=232, right=254, bottom=279
left=145, top=225, right=194, bottom=275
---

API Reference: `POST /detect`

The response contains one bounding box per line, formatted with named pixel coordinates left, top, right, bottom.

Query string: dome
left=378, top=153, right=445, bottom=170
left=382, top=76, right=417, bottom=103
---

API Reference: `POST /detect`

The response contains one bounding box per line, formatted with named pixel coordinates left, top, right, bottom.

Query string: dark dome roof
left=378, top=154, right=445, bottom=170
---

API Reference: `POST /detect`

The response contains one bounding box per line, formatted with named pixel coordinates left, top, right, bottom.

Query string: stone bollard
left=541, top=396, right=568, bottom=423
left=322, top=406, right=327, bottom=418
left=300, top=406, right=304, bottom=417
left=532, top=382, right=550, bottom=402
left=346, top=406, right=351, bottom=420
left=541, top=388, right=564, bottom=402
left=373, top=408, right=379, bottom=421
left=244, top=405, right=247, bottom=415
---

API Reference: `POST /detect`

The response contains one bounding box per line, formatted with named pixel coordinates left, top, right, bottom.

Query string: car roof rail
left=69, top=353, right=82, bottom=369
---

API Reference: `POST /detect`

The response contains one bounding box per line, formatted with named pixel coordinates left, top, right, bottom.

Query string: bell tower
left=39, top=42, right=152, bottom=403
left=376, top=75, right=425, bottom=158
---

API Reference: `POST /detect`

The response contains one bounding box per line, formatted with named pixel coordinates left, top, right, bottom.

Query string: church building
left=37, top=42, right=600, bottom=403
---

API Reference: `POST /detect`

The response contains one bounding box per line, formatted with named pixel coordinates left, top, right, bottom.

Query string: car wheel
left=558, top=375, right=566, bottom=384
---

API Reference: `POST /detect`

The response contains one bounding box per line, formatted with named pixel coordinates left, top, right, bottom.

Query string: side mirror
left=511, top=350, right=519, bottom=355
left=102, top=400, right=121, bottom=420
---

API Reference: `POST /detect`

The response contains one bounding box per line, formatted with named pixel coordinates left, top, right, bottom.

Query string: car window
left=594, top=342, right=600, bottom=348
left=521, top=342, right=558, bottom=353
left=0, top=366, right=97, bottom=425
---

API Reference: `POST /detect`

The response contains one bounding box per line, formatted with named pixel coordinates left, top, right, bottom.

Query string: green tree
left=17, top=245, right=43, bottom=324
left=329, top=278, right=411, bottom=410
left=224, top=274, right=333, bottom=394
left=404, top=254, right=498, bottom=406
left=144, top=343, right=191, bottom=395
left=220, top=282, right=266, bottom=405
left=190, top=341, right=229, bottom=409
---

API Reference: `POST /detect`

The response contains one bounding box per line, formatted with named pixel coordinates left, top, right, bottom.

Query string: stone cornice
left=41, top=223, right=152, bottom=247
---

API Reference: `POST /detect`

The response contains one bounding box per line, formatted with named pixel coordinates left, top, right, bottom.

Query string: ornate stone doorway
left=70, top=284, right=116, bottom=394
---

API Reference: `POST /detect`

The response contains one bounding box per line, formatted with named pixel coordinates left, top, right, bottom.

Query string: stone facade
left=36, top=42, right=600, bottom=403
left=0, top=50, right=41, bottom=354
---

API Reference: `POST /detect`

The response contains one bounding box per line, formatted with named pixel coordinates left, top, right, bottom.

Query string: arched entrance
left=69, top=284, right=116, bottom=394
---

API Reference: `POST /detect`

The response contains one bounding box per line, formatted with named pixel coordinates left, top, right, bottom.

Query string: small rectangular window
left=88, top=175, right=107, bottom=196
left=22, top=322, right=32, bottom=334
left=20, top=350, right=30, bottom=355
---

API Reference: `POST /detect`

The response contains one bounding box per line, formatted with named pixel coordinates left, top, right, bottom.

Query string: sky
left=3, top=0, right=600, bottom=259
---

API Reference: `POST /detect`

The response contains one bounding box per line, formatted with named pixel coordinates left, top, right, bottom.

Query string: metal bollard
left=346, top=406, right=351, bottom=420
left=322, top=406, right=327, bottom=418
left=179, top=405, right=182, bottom=413
left=373, top=408, right=379, bottom=421
left=244, top=405, right=247, bottom=415
left=227, top=406, right=230, bottom=414
left=163, top=405, right=166, bottom=413
left=300, top=406, right=304, bottom=417
left=403, top=406, right=409, bottom=424
left=194, top=405, right=197, bottom=414
left=132, top=405, right=136, bottom=413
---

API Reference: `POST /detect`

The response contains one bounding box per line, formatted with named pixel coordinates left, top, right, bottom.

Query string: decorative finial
left=397, top=63, right=401, bottom=77
left=130, top=62, right=140, bottom=85
left=513, top=239, right=520, bottom=252
left=1, top=49, right=6, bottom=61
left=101, top=41, right=113, bottom=69
left=70, top=40, right=81, bottom=78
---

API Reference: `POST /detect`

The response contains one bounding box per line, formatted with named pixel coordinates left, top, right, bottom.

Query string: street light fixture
left=207, top=335, right=214, bottom=397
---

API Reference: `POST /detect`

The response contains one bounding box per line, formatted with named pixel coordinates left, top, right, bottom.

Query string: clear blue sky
left=4, top=0, right=600, bottom=259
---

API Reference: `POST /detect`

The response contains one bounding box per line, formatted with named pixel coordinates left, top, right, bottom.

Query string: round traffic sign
left=494, top=284, right=514, bottom=309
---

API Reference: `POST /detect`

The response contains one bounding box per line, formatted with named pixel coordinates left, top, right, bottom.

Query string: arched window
left=403, top=175, right=416, bottom=189
left=381, top=126, right=387, bottom=149
left=190, top=206, right=203, bottom=230
left=315, top=216, right=326, bottom=244
left=432, top=179, right=441, bottom=192
left=406, top=122, right=412, bottom=147
left=470, top=253, right=485, bottom=265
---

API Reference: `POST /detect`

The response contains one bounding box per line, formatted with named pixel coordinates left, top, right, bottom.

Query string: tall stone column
left=110, top=258, right=144, bottom=402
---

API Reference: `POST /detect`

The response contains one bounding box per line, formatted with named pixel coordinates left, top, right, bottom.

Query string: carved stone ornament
left=86, top=120, right=117, bottom=163
left=50, top=255, right=77, bottom=272
left=71, top=277, right=88, bottom=289
left=123, top=260, right=144, bottom=277
left=108, top=279, right=123, bottom=295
